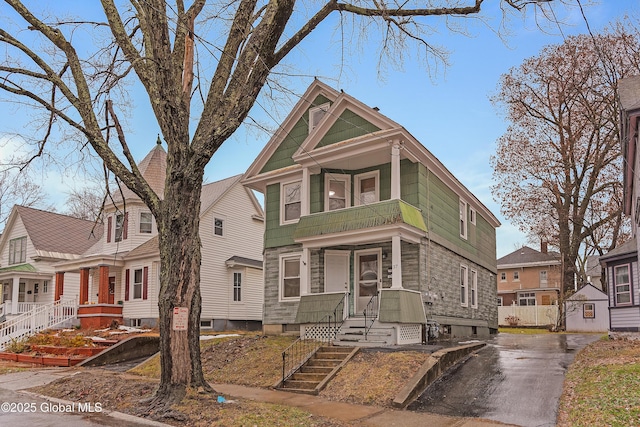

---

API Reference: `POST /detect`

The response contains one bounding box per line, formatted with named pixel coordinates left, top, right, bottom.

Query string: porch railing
left=280, top=292, right=347, bottom=386
left=0, top=298, right=78, bottom=351
left=17, top=302, right=44, bottom=314
left=363, top=290, right=380, bottom=340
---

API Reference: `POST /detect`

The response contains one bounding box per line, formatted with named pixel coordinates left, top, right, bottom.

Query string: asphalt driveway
left=408, top=332, right=602, bottom=427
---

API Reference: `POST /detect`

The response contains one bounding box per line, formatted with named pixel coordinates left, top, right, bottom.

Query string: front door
left=325, top=251, right=350, bottom=293
left=108, top=277, right=115, bottom=304
left=355, top=249, right=381, bottom=313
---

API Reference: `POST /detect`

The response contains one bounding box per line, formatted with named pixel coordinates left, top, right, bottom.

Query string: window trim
left=140, top=212, right=153, bottom=234
left=470, top=269, right=478, bottom=309
left=8, top=236, right=27, bottom=265
left=583, top=303, right=595, bottom=319
left=133, top=268, right=143, bottom=300
left=613, top=264, right=632, bottom=306
left=233, top=271, right=242, bottom=302
left=308, top=102, right=330, bottom=133
left=469, top=207, right=477, bottom=225
left=214, top=215, right=225, bottom=237
left=500, top=272, right=506, bottom=282
left=354, top=170, right=380, bottom=206
left=324, top=173, right=351, bottom=211
left=279, top=253, right=302, bottom=301
left=459, top=199, right=468, bottom=240
left=539, top=270, right=548, bottom=284
left=460, top=264, right=468, bottom=307
left=280, top=180, right=302, bottom=225
left=513, top=271, right=520, bottom=281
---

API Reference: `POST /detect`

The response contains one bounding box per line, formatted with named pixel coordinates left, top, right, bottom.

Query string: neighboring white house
left=565, top=283, right=610, bottom=333
left=2, top=139, right=265, bottom=331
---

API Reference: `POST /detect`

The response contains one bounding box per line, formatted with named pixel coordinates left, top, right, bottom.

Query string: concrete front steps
left=333, top=318, right=395, bottom=347
left=279, top=346, right=359, bottom=395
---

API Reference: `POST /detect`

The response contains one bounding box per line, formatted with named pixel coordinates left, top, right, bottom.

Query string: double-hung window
left=133, top=268, right=143, bottom=299
left=614, top=264, right=632, bottom=305
left=325, top=174, right=350, bottom=211
left=460, top=265, right=468, bottom=307
left=214, top=217, right=224, bottom=237
left=280, top=254, right=301, bottom=299
left=470, top=269, right=478, bottom=308
left=233, top=272, right=242, bottom=302
left=355, top=171, right=379, bottom=206
left=9, top=237, right=27, bottom=264
left=140, top=212, right=153, bottom=234
left=281, top=181, right=302, bottom=223
left=115, top=213, right=125, bottom=242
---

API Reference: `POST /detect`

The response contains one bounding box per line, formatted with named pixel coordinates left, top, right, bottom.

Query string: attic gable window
left=9, top=236, right=27, bottom=265
left=308, top=103, right=330, bottom=134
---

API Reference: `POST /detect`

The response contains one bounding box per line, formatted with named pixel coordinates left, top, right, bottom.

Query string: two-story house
left=242, top=80, right=501, bottom=343
left=496, top=243, right=561, bottom=307
left=2, top=139, right=265, bottom=333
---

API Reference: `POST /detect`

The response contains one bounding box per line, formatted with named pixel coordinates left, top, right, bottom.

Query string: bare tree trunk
left=152, top=165, right=212, bottom=409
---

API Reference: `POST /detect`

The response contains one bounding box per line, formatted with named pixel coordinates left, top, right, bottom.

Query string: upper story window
left=469, top=207, right=477, bottom=225
left=115, top=213, right=125, bottom=242
left=325, top=174, right=351, bottom=211
left=214, top=217, right=224, bottom=236
left=281, top=181, right=301, bottom=224
left=308, top=103, right=330, bottom=133
left=140, top=212, right=153, bottom=234
left=459, top=199, right=468, bottom=240
left=355, top=171, right=379, bottom=206
left=500, top=272, right=506, bottom=282
left=9, top=236, right=27, bottom=265
left=513, top=271, right=520, bottom=281
left=539, top=270, right=548, bottom=284
left=614, top=264, right=632, bottom=305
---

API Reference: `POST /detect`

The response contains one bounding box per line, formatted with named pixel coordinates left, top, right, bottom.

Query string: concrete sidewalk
left=213, top=383, right=517, bottom=427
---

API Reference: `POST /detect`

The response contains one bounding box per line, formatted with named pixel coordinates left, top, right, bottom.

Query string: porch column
left=390, top=140, right=401, bottom=200
left=79, top=268, right=90, bottom=305
left=54, top=272, right=65, bottom=301
left=98, top=265, right=110, bottom=304
left=301, top=167, right=310, bottom=216
left=391, top=234, right=403, bottom=289
left=300, top=248, right=310, bottom=296
left=10, top=276, right=19, bottom=314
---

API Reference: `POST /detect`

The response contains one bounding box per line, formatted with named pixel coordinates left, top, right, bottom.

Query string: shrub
left=505, top=315, right=520, bottom=327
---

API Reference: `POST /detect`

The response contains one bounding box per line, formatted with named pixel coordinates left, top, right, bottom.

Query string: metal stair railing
left=363, top=290, right=379, bottom=340
left=280, top=292, right=347, bottom=386
left=0, top=298, right=78, bottom=350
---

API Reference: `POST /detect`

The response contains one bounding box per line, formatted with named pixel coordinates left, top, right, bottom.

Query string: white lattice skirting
left=397, top=324, right=422, bottom=344
left=303, top=324, right=339, bottom=341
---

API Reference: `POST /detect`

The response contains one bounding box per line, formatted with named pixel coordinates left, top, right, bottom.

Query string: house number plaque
left=172, top=307, right=189, bottom=331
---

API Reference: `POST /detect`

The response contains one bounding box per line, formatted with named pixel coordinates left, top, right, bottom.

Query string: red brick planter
left=30, top=345, right=106, bottom=357
left=0, top=352, right=18, bottom=362
left=41, top=356, right=70, bottom=367
left=77, top=304, right=123, bottom=329
left=17, top=354, right=43, bottom=364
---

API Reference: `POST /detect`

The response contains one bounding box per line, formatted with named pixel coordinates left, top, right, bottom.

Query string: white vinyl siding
left=199, top=183, right=264, bottom=321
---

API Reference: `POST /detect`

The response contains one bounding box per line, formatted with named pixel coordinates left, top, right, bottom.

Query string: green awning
left=0, top=263, right=37, bottom=273
left=293, top=199, right=426, bottom=240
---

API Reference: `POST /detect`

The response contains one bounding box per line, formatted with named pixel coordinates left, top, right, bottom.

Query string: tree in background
left=0, top=0, right=581, bottom=410
left=491, top=21, right=640, bottom=294
left=0, top=169, right=49, bottom=229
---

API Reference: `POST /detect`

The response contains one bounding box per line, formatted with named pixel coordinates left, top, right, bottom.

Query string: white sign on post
left=172, top=307, right=189, bottom=331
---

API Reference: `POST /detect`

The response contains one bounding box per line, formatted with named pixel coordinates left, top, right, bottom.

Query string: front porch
left=295, top=289, right=426, bottom=346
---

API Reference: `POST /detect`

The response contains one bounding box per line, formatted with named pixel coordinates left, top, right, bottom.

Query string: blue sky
left=0, top=1, right=636, bottom=257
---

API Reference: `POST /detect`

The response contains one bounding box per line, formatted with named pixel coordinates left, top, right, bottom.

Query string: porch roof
left=0, top=263, right=37, bottom=273
left=293, top=199, right=426, bottom=241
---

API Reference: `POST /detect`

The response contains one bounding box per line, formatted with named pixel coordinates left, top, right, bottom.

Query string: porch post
left=79, top=268, right=90, bottom=305
left=300, top=248, right=310, bottom=296
left=10, top=276, right=19, bottom=314
left=391, top=234, right=403, bottom=289
left=301, top=167, right=310, bottom=216
left=390, top=140, right=401, bottom=200
left=98, top=265, right=110, bottom=304
left=54, top=272, right=65, bottom=301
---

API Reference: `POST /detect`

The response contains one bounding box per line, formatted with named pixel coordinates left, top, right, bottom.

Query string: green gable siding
left=260, top=95, right=332, bottom=174
left=265, top=184, right=297, bottom=248
left=317, top=109, right=380, bottom=148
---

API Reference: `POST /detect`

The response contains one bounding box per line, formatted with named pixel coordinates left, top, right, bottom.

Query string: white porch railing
left=498, top=305, right=559, bottom=327
left=17, top=302, right=45, bottom=314
left=0, top=298, right=78, bottom=351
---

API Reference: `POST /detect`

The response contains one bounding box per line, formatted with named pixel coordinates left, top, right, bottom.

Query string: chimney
left=541, top=239, right=548, bottom=254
